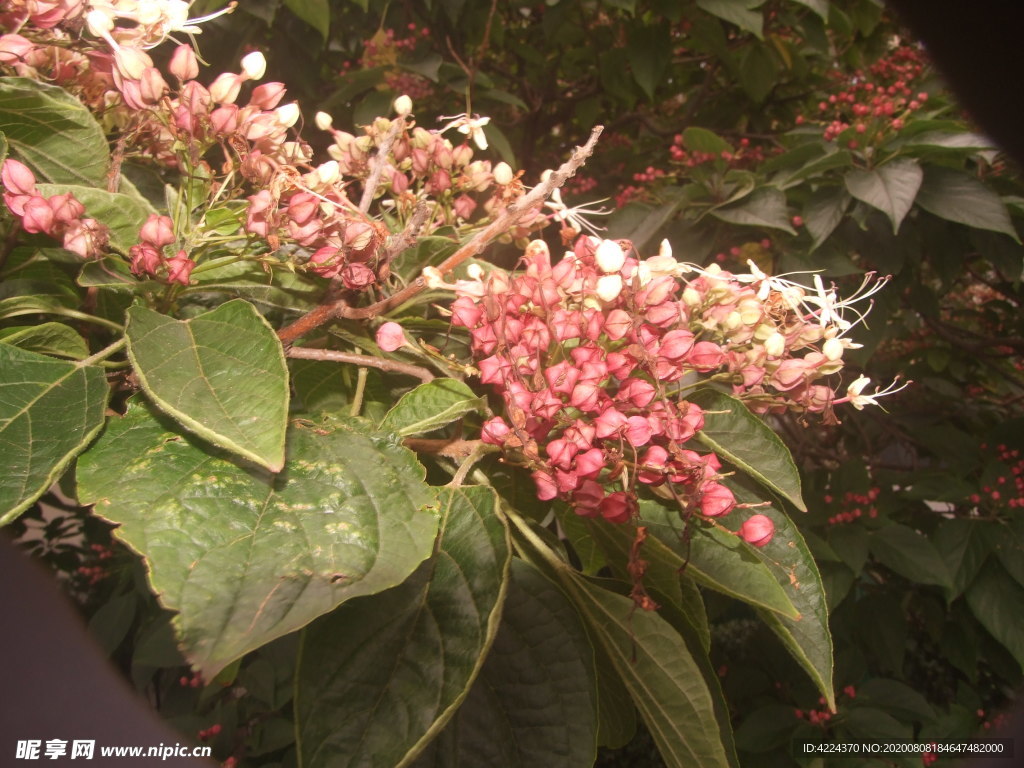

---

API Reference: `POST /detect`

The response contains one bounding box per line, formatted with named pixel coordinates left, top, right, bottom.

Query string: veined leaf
left=380, top=379, right=487, bottom=437
left=843, top=158, right=922, bottom=233
left=125, top=300, right=289, bottom=472
left=77, top=400, right=439, bottom=678
left=410, top=559, right=597, bottom=768
left=297, top=486, right=510, bottom=768
left=690, top=388, right=806, bottom=510
left=0, top=345, right=108, bottom=524
left=0, top=77, right=109, bottom=185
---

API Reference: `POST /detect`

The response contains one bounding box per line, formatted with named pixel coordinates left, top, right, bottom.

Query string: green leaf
left=0, top=345, right=108, bottom=524
left=898, top=131, right=995, bottom=152
left=562, top=574, right=732, bottom=768
left=728, top=482, right=834, bottom=708
left=696, top=0, right=764, bottom=38
left=914, top=167, right=1019, bottom=241
left=855, top=678, right=935, bottom=724
left=296, top=486, right=510, bottom=768
left=869, top=524, right=953, bottom=589
left=628, top=24, right=672, bottom=101
left=125, top=300, right=289, bottom=472
left=380, top=379, right=487, bottom=437
left=282, top=0, right=329, bottom=38
left=789, top=0, right=829, bottom=21
left=410, top=559, right=598, bottom=768
left=36, top=184, right=155, bottom=255
left=690, top=389, right=805, bottom=510
left=843, top=158, right=923, bottom=234
left=739, top=43, right=777, bottom=103
left=0, top=77, right=109, bottom=185
left=965, top=560, right=1024, bottom=671
left=76, top=400, right=439, bottom=678
left=638, top=499, right=799, bottom=619
left=612, top=189, right=686, bottom=254
left=0, top=322, right=88, bottom=359
left=804, top=187, right=851, bottom=250
left=933, top=518, right=996, bottom=599
left=710, top=188, right=797, bottom=234
left=683, top=127, right=733, bottom=156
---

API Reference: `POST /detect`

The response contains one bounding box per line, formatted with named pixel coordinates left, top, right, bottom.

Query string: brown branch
left=381, top=201, right=430, bottom=266
left=402, top=437, right=490, bottom=460
left=277, top=125, right=603, bottom=344
left=286, top=346, right=434, bottom=382
left=359, top=116, right=406, bottom=214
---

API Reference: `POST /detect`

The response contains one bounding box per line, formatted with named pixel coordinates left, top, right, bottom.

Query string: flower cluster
left=446, top=236, right=903, bottom=531
left=1, top=158, right=108, bottom=258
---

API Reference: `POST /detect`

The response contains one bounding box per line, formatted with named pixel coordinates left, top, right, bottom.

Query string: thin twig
left=286, top=346, right=434, bottom=382
left=402, top=437, right=492, bottom=461
left=359, top=116, right=405, bottom=214
left=276, top=125, right=603, bottom=344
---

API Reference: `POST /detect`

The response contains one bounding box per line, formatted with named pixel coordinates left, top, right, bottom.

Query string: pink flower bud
left=48, top=192, right=85, bottom=224
left=573, top=479, right=605, bottom=515
left=166, top=250, right=196, bottom=285
left=481, top=417, right=511, bottom=445
left=114, top=47, right=153, bottom=80
left=616, top=377, right=656, bottom=408
left=532, top=470, right=558, bottom=501
left=0, top=34, right=35, bottom=66
left=169, top=44, right=199, bottom=81
left=700, top=482, right=735, bottom=517
left=341, top=262, right=376, bottom=290
left=624, top=415, right=653, bottom=447
left=599, top=492, right=634, bottom=524
left=250, top=82, right=287, bottom=110
left=546, top=438, right=578, bottom=470
left=130, top=243, right=162, bottom=276
left=686, top=341, right=726, bottom=371
left=209, top=72, right=244, bottom=105
left=574, top=448, right=604, bottom=477
left=63, top=218, right=107, bottom=259
left=604, top=309, right=632, bottom=340
left=376, top=322, right=407, bottom=352
left=21, top=196, right=55, bottom=234
left=740, top=514, right=775, bottom=547
left=659, top=329, right=695, bottom=360
left=544, top=360, right=581, bottom=396
left=2, top=158, right=37, bottom=196
left=594, top=407, right=628, bottom=439
left=140, top=214, right=175, bottom=247
left=453, top=194, right=477, bottom=220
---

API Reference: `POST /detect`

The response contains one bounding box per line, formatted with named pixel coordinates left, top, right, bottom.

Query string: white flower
left=241, top=51, right=267, bottom=80
left=393, top=94, right=413, bottom=116
left=543, top=184, right=611, bottom=235
left=438, top=113, right=491, bottom=150
left=493, top=161, right=514, bottom=186
left=844, top=376, right=911, bottom=410
left=595, top=239, right=625, bottom=274
left=315, top=111, right=334, bottom=131
left=596, top=274, right=624, bottom=302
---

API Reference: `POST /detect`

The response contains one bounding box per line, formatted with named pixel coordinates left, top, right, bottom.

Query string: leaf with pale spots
left=76, top=399, right=439, bottom=679
left=125, top=300, right=289, bottom=472
left=296, top=486, right=511, bottom=768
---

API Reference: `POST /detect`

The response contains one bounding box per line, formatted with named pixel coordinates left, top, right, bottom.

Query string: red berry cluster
left=359, top=26, right=434, bottom=101
left=75, top=543, right=114, bottom=586
left=971, top=444, right=1024, bottom=510
left=823, top=487, right=881, bottom=526
left=179, top=672, right=203, bottom=689
left=799, top=43, right=929, bottom=148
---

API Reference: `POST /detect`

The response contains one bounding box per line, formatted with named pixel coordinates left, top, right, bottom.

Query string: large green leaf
left=125, top=300, right=289, bottom=472
left=627, top=23, right=672, bottom=101
left=869, top=523, right=953, bottom=589
left=380, top=379, right=487, bottom=437
left=283, top=0, right=330, bottom=39
left=0, top=322, right=88, bottom=359
left=36, top=184, right=155, bottom=254
left=562, top=573, right=731, bottom=768
left=804, top=187, right=851, bottom=250
left=637, top=499, right=798, bottom=619
left=410, top=559, right=598, bottom=768
left=914, top=167, right=1020, bottom=241
left=965, top=560, right=1024, bottom=671
left=295, top=485, right=510, bottom=768
left=0, top=77, right=109, bottom=186
left=690, top=388, right=806, bottom=510
left=0, top=345, right=108, bottom=524
left=77, top=400, right=439, bottom=678
left=696, top=0, right=764, bottom=38
left=709, top=188, right=797, bottom=234
left=730, top=481, right=835, bottom=709
left=843, top=158, right=922, bottom=233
